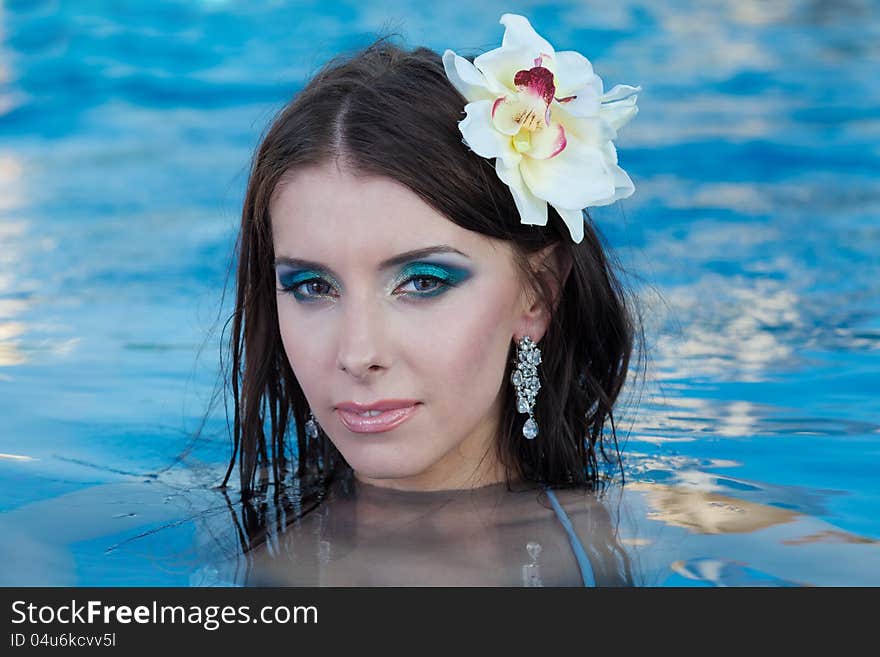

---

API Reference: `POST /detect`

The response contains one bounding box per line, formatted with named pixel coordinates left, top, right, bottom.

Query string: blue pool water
left=1, top=0, right=878, bottom=585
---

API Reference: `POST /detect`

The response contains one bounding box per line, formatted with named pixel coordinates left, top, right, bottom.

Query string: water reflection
left=642, top=270, right=802, bottom=383
left=0, top=452, right=33, bottom=461
left=236, top=476, right=637, bottom=587
left=668, top=558, right=805, bottom=587
left=629, top=394, right=880, bottom=444
left=0, top=0, right=877, bottom=586
left=3, top=463, right=878, bottom=586
left=0, top=153, right=30, bottom=367
left=631, top=481, right=799, bottom=534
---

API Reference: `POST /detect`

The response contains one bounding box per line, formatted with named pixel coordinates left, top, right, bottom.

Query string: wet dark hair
left=219, top=36, right=645, bottom=505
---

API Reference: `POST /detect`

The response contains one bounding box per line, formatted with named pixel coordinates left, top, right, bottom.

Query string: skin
left=269, top=160, right=570, bottom=492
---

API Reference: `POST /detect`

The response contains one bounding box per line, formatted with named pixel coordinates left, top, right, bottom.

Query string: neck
left=353, top=453, right=510, bottom=493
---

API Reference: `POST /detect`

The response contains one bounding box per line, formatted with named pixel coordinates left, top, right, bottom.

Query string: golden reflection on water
left=0, top=3, right=32, bottom=368
left=0, top=158, right=30, bottom=367
left=0, top=319, right=26, bottom=366
left=630, top=479, right=880, bottom=553
left=781, top=530, right=880, bottom=546
left=630, top=481, right=797, bottom=534
left=0, top=452, right=34, bottom=461
left=0, top=156, right=23, bottom=211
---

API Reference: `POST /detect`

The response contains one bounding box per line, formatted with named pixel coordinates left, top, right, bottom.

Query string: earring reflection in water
left=521, top=541, right=543, bottom=587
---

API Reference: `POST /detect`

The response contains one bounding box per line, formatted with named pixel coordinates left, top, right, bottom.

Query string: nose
left=335, top=293, right=389, bottom=379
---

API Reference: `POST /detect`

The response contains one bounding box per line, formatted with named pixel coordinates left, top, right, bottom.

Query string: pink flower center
left=514, top=65, right=556, bottom=103
left=511, top=65, right=556, bottom=131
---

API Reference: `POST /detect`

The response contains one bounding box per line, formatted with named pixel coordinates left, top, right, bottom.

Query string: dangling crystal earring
left=305, top=409, right=320, bottom=440
left=511, top=335, right=542, bottom=440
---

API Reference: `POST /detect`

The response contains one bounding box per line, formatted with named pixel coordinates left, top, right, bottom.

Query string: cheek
left=417, top=287, right=517, bottom=409
left=276, top=301, right=326, bottom=384
left=277, top=302, right=297, bottom=360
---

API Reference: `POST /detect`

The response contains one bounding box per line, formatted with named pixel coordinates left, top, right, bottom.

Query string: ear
left=515, top=243, right=573, bottom=344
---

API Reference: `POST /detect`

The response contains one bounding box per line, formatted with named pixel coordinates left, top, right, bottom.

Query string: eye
left=398, top=275, right=447, bottom=295
left=278, top=271, right=458, bottom=303
left=280, top=278, right=336, bottom=300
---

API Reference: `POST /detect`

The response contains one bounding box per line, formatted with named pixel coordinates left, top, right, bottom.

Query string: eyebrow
left=273, top=245, right=470, bottom=275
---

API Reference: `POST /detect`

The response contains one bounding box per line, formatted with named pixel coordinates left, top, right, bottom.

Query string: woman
left=219, top=14, right=645, bottom=586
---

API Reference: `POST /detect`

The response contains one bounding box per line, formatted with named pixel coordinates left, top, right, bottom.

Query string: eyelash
left=280, top=274, right=450, bottom=302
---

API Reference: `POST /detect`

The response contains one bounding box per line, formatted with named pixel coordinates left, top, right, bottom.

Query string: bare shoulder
left=544, top=486, right=606, bottom=514
left=500, top=485, right=604, bottom=525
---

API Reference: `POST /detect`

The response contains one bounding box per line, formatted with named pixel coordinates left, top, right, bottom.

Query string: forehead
left=269, top=162, right=505, bottom=263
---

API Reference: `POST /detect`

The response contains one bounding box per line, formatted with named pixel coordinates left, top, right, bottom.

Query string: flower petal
left=474, top=46, right=533, bottom=94
left=601, top=83, right=642, bottom=103
left=442, top=50, right=496, bottom=102
left=552, top=105, right=617, bottom=144
left=527, top=121, right=566, bottom=160
left=500, top=14, right=555, bottom=57
left=599, top=84, right=641, bottom=130
left=556, top=88, right=601, bottom=118
left=519, top=132, right=615, bottom=210
left=562, top=142, right=634, bottom=208
left=491, top=96, right=522, bottom=136
left=600, top=142, right=636, bottom=201
left=496, top=160, right=548, bottom=227
left=608, top=166, right=635, bottom=202
left=552, top=206, right=585, bottom=243
left=460, top=100, right=520, bottom=167
left=553, top=50, right=601, bottom=97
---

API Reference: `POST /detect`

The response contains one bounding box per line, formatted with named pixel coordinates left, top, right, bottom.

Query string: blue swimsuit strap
left=543, top=487, right=596, bottom=587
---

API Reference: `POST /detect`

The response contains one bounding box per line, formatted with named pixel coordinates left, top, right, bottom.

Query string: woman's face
left=269, top=161, right=552, bottom=491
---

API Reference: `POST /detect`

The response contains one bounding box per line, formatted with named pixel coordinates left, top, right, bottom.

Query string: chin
left=342, top=449, right=436, bottom=483
left=349, top=462, right=427, bottom=482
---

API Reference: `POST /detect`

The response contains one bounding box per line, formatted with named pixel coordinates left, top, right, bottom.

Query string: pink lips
left=336, top=402, right=421, bottom=434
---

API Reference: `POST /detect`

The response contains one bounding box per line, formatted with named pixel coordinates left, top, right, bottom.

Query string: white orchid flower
left=442, top=13, right=640, bottom=243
